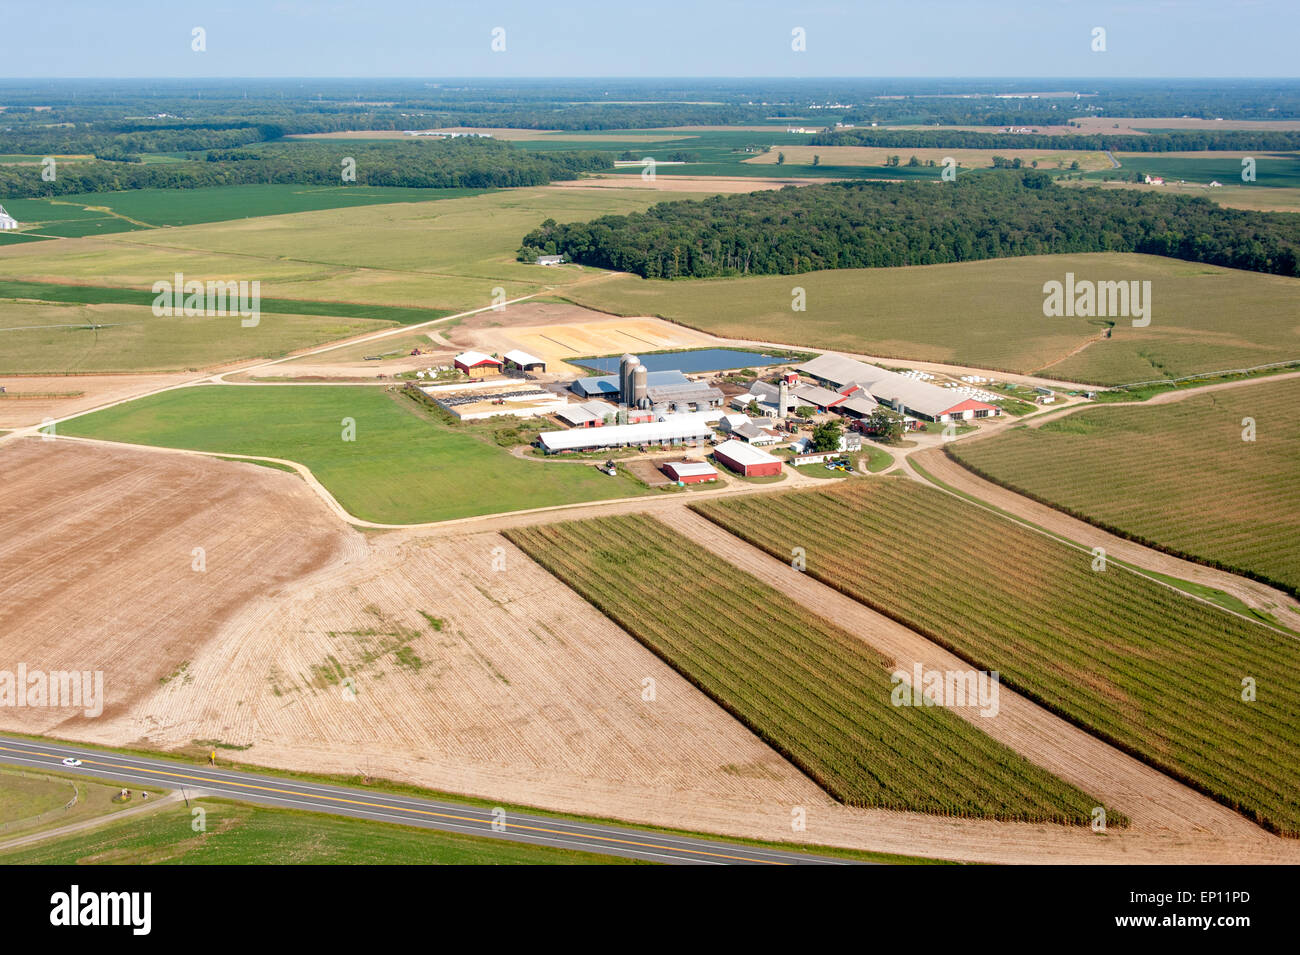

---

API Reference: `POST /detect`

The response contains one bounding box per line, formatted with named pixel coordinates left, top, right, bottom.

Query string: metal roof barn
left=538, top=413, right=715, bottom=452
left=712, top=439, right=783, bottom=477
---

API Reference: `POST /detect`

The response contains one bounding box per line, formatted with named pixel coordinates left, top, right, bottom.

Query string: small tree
left=776, top=152, right=786, bottom=165
left=795, top=405, right=815, bottom=419
left=812, top=154, right=820, bottom=167
left=864, top=408, right=905, bottom=444
left=746, top=399, right=761, bottom=416
left=811, top=418, right=843, bottom=452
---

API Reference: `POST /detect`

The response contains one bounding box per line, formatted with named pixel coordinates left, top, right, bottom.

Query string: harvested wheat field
left=457, top=301, right=719, bottom=375
left=0, top=373, right=199, bottom=429
left=78, top=530, right=823, bottom=817
left=0, top=437, right=356, bottom=733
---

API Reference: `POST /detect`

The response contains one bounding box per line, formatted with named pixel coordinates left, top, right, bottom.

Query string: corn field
left=693, top=479, right=1300, bottom=837
left=950, top=378, right=1300, bottom=597
left=505, top=514, right=1105, bottom=825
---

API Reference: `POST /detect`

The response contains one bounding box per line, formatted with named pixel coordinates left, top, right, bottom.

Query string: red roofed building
left=454, top=351, right=504, bottom=376
left=938, top=398, right=1000, bottom=419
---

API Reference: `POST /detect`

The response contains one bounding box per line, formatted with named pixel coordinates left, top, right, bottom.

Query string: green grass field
left=60, top=385, right=648, bottom=523
left=0, top=798, right=629, bottom=865
left=0, top=300, right=392, bottom=374
left=0, top=187, right=678, bottom=314
left=506, top=513, right=1106, bottom=824
left=0, top=279, right=451, bottom=325
left=692, top=478, right=1300, bottom=836
left=1099, top=152, right=1300, bottom=188
left=950, top=377, right=1300, bottom=596
left=0, top=184, right=496, bottom=238
left=565, top=253, right=1300, bottom=385
left=0, top=767, right=166, bottom=840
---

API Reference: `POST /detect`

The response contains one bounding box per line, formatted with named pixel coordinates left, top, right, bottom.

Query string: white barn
left=0, top=205, right=18, bottom=231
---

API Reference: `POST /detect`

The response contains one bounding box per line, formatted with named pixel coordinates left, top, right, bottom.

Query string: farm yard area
left=692, top=479, right=1300, bottom=837
left=950, top=376, right=1300, bottom=596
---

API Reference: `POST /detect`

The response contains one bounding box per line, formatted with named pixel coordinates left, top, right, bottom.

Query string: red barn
left=454, top=350, right=503, bottom=376
left=713, top=439, right=782, bottom=478
left=662, top=461, right=718, bottom=484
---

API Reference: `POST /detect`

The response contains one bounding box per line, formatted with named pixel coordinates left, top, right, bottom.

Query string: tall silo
left=619, top=353, right=637, bottom=403
left=632, top=363, right=648, bottom=408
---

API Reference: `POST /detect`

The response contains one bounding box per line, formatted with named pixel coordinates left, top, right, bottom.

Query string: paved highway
left=0, top=736, right=857, bottom=865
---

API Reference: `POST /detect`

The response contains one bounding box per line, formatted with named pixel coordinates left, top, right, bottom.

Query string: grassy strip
left=0, top=279, right=451, bottom=326
left=0, top=796, right=631, bottom=865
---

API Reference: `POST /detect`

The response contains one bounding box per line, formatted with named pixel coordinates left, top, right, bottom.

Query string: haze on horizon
left=13, top=0, right=1299, bottom=80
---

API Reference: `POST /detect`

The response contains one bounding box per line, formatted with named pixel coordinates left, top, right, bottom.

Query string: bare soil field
left=0, top=438, right=355, bottom=733
left=0, top=373, right=198, bottom=428
left=75, top=529, right=823, bottom=822
left=452, top=300, right=721, bottom=375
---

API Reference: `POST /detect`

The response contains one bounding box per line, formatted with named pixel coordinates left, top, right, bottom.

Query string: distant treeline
left=519, top=172, right=1300, bottom=278
left=0, top=139, right=611, bottom=197
left=811, top=128, right=1300, bottom=153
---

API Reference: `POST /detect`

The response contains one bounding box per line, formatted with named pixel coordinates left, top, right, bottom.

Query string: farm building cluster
left=419, top=345, right=1015, bottom=483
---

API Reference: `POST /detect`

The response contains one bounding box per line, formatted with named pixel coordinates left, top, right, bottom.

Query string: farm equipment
left=600, top=459, right=618, bottom=476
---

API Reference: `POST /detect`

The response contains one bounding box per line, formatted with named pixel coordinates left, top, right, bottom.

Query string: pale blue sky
left=12, top=0, right=1297, bottom=78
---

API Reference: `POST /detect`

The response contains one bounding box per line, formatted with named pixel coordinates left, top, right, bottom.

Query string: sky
left=10, top=0, right=1298, bottom=78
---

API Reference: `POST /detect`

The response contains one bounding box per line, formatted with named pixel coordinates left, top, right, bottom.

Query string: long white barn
left=538, top=413, right=715, bottom=453
left=796, top=354, right=1000, bottom=423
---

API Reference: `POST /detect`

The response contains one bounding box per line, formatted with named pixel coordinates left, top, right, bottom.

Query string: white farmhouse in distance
left=0, top=205, right=18, bottom=230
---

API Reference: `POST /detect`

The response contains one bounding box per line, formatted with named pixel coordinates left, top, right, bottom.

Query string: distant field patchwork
left=506, top=513, right=1105, bottom=824
left=950, top=377, right=1300, bottom=596
left=0, top=186, right=677, bottom=312
left=566, top=253, right=1300, bottom=384
left=693, top=479, right=1300, bottom=836
left=0, top=184, right=496, bottom=241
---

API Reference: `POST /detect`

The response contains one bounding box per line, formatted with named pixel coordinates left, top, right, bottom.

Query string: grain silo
left=631, top=363, right=649, bottom=408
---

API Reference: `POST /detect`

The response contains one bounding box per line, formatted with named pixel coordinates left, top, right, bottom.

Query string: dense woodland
left=518, top=172, right=1300, bottom=278
left=0, top=139, right=611, bottom=197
